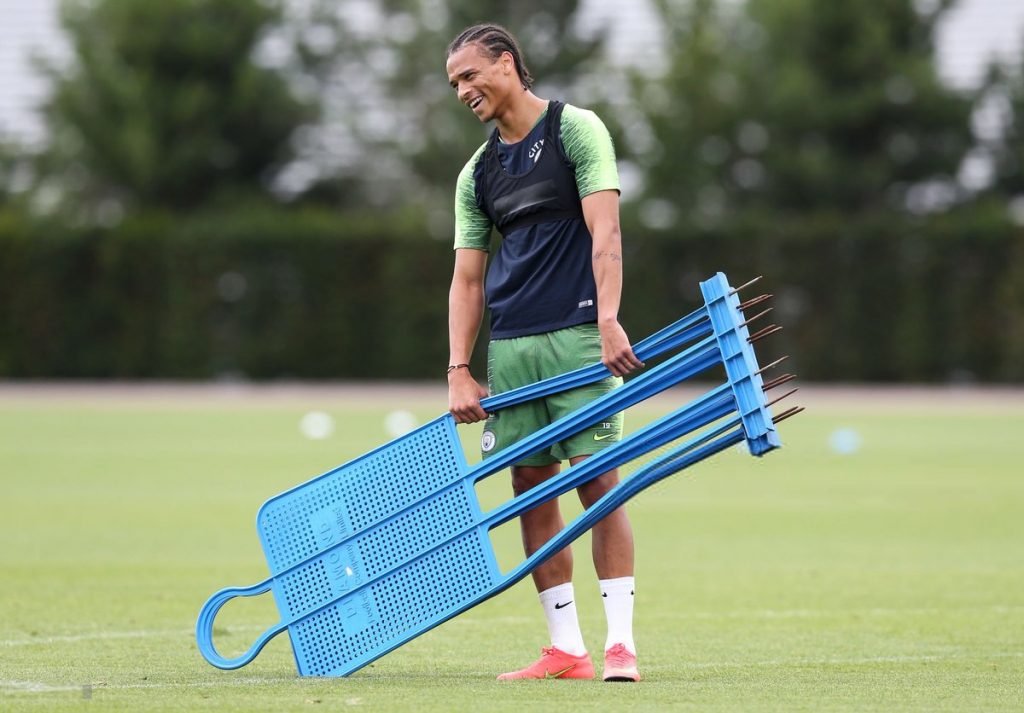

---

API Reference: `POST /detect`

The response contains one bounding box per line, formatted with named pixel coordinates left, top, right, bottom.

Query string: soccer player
left=444, top=23, right=643, bottom=682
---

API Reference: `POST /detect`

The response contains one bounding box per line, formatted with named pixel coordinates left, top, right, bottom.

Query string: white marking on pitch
left=0, top=680, right=81, bottom=693
left=0, top=677, right=297, bottom=694
left=0, top=625, right=266, bottom=647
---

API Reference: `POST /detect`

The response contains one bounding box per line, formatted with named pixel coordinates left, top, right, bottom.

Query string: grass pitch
left=0, top=384, right=1021, bottom=711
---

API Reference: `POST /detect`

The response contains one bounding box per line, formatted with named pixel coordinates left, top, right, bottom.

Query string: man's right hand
left=448, top=368, right=489, bottom=424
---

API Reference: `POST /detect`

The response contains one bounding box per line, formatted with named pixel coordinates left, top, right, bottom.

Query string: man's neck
left=494, top=91, right=549, bottom=144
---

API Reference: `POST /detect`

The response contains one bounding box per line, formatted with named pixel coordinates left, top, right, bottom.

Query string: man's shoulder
left=456, top=140, right=490, bottom=205
left=559, top=103, right=608, bottom=132
left=560, top=102, right=596, bottom=119
left=557, top=102, right=619, bottom=196
left=459, top=139, right=490, bottom=177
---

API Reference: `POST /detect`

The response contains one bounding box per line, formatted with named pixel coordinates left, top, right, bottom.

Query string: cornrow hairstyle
left=447, top=23, right=534, bottom=90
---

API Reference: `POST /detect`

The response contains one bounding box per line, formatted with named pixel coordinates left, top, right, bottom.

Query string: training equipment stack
left=196, top=272, right=801, bottom=677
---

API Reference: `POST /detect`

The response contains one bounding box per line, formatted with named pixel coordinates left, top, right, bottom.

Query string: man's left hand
left=599, top=320, right=644, bottom=377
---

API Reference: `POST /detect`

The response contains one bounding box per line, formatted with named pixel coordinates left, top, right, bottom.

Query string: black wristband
left=446, top=363, right=470, bottom=375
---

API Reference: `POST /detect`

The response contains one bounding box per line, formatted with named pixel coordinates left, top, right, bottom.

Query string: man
left=444, top=23, right=644, bottom=682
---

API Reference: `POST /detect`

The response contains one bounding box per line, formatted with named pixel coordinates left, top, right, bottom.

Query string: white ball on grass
left=384, top=410, right=418, bottom=438
left=828, top=428, right=862, bottom=455
left=299, top=411, right=335, bottom=440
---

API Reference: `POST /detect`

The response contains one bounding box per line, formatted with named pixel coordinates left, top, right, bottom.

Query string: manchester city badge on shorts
left=481, top=430, right=497, bottom=453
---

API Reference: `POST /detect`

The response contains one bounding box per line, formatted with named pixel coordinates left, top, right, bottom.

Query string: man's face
left=446, top=44, right=516, bottom=122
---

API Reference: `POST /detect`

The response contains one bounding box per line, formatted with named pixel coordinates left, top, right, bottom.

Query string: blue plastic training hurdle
left=196, top=272, right=797, bottom=677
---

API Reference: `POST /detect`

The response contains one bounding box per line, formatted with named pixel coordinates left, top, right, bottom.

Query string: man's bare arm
left=447, top=248, right=490, bottom=423
left=583, top=190, right=643, bottom=377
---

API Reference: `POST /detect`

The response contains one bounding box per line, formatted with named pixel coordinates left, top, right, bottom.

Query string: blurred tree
left=272, top=0, right=604, bottom=233
left=36, top=0, right=313, bottom=215
left=981, top=62, right=1024, bottom=199
left=0, top=140, right=30, bottom=208
left=634, top=0, right=977, bottom=232
left=618, top=0, right=1009, bottom=382
left=975, top=57, right=1024, bottom=380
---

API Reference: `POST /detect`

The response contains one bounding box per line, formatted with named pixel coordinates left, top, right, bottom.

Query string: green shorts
left=482, top=323, right=624, bottom=467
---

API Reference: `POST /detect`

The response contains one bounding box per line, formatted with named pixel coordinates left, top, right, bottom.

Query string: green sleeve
left=453, top=142, right=492, bottom=251
left=560, top=104, right=620, bottom=199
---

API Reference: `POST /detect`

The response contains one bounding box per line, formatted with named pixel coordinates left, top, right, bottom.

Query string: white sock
left=538, top=583, right=587, bottom=656
left=599, top=576, right=636, bottom=654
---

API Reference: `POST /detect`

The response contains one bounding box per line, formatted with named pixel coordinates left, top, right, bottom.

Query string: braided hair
left=447, top=23, right=534, bottom=90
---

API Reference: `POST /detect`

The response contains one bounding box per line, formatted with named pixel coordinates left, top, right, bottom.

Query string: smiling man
left=444, top=24, right=643, bottom=682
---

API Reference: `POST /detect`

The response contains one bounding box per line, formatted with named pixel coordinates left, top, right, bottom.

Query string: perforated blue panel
left=257, top=418, right=465, bottom=574
left=268, top=483, right=479, bottom=622
left=289, top=529, right=499, bottom=676
left=274, top=543, right=365, bottom=620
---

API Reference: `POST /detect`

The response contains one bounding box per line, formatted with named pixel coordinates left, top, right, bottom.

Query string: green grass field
left=1, top=385, right=1022, bottom=711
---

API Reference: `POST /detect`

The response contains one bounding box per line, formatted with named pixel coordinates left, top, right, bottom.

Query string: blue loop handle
left=195, top=578, right=287, bottom=670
